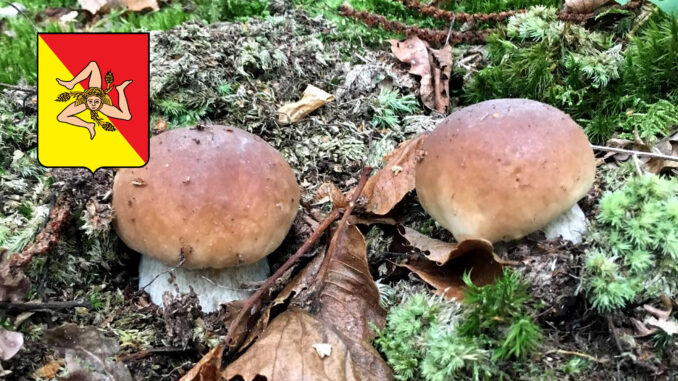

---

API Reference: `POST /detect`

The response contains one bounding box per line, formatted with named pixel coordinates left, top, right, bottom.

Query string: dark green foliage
left=460, top=270, right=542, bottom=361
left=375, top=271, right=542, bottom=380
left=193, top=0, right=269, bottom=23
left=581, top=174, right=678, bottom=312
left=620, top=15, right=678, bottom=104
left=464, top=7, right=678, bottom=143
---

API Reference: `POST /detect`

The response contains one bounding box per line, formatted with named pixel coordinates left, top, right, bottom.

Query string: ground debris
left=44, top=323, right=133, bottom=381
left=162, top=290, right=202, bottom=349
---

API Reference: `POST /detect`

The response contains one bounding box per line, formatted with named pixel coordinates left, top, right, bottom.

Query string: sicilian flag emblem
left=37, top=33, right=149, bottom=172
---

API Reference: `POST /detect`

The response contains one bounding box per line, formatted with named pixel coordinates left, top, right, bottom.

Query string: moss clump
left=374, top=270, right=542, bottom=381
left=581, top=174, right=678, bottom=312
left=464, top=7, right=678, bottom=143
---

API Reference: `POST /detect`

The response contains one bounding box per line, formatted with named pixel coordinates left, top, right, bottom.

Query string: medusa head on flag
left=55, top=61, right=132, bottom=140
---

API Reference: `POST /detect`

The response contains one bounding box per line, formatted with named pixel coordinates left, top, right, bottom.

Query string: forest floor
left=0, top=0, right=677, bottom=380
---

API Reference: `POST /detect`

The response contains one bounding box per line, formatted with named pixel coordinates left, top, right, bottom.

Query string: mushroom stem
left=139, top=256, right=270, bottom=313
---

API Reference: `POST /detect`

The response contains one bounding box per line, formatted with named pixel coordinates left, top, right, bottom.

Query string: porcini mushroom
left=415, top=98, right=595, bottom=243
left=112, top=126, right=300, bottom=312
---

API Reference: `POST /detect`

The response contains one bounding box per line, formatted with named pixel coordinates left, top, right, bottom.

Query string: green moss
left=581, top=174, right=678, bottom=312
left=375, top=270, right=542, bottom=381
left=0, top=18, right=67, bottom=85
left=463, top=7, right=678, bottom=143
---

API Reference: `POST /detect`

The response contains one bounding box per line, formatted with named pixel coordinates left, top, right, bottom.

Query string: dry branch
left=221, top=166, right=373, bottom=353
left=10, top=196, right=71, bottom=269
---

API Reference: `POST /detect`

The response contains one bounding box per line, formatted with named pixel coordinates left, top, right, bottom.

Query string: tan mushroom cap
left=415, top=99, right=595, bottom=243
left=112, top=126, right=300, bottom=269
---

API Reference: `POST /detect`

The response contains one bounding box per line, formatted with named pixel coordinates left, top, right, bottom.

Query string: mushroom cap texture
left=113, top=126, right=300, bottom=269
left=415, top=99, right=595, bottom=243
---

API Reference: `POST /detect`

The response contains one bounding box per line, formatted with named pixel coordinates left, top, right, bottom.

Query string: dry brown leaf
left=390, top=36, right=451, bottom=112
left=359, top=134, right=427, bottom=215
left=402, top=246, right=502, bottom=301
left=123, top=0, right=159, bottom=12
left=179, top=344, right=223, bottom=381
left=565, top=0, right=610, bottom=13
left=0, top=327, right=23, bottom=361
left=78, top=0, right=158, bottom=14
left=397, top=226, right=493, bottom=265
left=153, top=117, right=167, bottom=134
left=428, top=43, right=452, bottom=113
left=33, top=359, right=66, bottom=379
left=224, top=309, right=372, bottom=381
left=277, top=85, right=335, bottom=124
left=603, top=133, right=678, bottom=174
left=315, top=182, right=348, bottom=209
left=224, top=225, right=392, bottom=380
left=390, top=36, right=430, bottom=77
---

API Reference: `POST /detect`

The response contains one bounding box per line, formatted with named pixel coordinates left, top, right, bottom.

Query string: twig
left=221, top=167, right=373, bottom=352
left=392, top=0, right=523, bottom=23
left=444, top=14, right=456, bottom=47
left=0, top=300, right=91, bottom=312
left=138, top=256, right=186, bottom=291
left=221, top=210, right=341, bottom=348
left=545, top=349, right=609, bottom=363
left=0, top=83, right=36, bottom=93
left=118, top=346, right=186, bottom=362
left=315, top=168, right=374, bottom=291
left=10, top=196, right=71, bottom=269
left=632, top=154, right=644, bottom=176
left=591, top=144, right=678, bottom=162
left=339, top=3, right=493, bottom=44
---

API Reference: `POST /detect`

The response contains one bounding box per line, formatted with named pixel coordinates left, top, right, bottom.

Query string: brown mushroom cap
left=112, top=126, right=300, bottom=269
left=415, top=99, right=595, bottom=243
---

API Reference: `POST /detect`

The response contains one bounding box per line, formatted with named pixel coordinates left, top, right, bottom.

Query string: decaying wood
left=10, top=196, right=71, bottom=269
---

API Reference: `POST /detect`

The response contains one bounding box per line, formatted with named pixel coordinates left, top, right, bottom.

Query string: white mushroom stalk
left=112, top=126, right=300, bottom=313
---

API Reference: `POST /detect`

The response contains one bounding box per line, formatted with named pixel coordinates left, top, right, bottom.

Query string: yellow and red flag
left=38, top=33, right=149, bottom=172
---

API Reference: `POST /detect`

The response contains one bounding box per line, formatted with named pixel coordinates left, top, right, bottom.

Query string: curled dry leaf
left=224, top=225, right=392, bottom=380
left=395, top=229, right=501, bottom=300
left=0, top=327, right=23, bottom=361
left=358, top=134, right=427, bottom=215
left=396, top=225, right=493, bottom=265
left=390, top=36, right=452, bottom=112
left=277, top=84, right=335, bottom=124
left=564, top=0, right=610, bottom=13
left=44, top=323, right=133, bottom=381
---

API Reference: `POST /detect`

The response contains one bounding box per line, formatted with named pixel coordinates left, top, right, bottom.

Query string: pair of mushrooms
left=112, top=99, right=594, bottom=312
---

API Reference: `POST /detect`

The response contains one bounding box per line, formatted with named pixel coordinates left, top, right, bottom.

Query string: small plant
left=581, top=174, right=678, bottom=312
left=460, top=270, right=542, bottom=361
left=375, top=270, right=542, bottom=380
left=371, top=88, right=420, bottom=129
